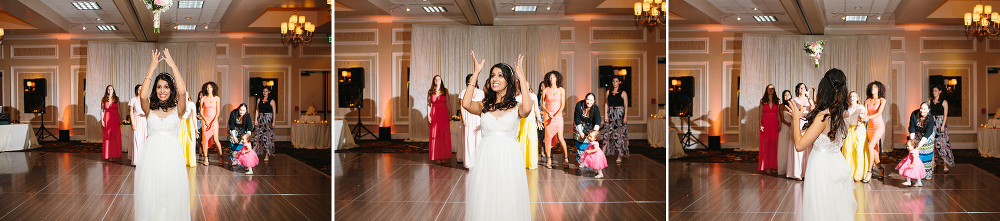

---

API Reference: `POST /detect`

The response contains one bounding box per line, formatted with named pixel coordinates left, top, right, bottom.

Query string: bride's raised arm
left=513, top=54, right=532, bottom=118
left=462, top=50, right=486, bottom=115
left=140, top=49, right=162, bottom=116
left=162, top=49, right=188, bottom=117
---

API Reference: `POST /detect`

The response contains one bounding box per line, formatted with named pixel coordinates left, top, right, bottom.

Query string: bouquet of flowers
left=803, top=40, right=826, bottom=67
left=143, top=0, right=173, bottom=33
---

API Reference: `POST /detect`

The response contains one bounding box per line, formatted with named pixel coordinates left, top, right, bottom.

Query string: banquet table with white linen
left=668, top=128, right=686, bottom=159
left=978, top=127, right=1000, bottom=158
left=451, top=121, right=463, bottom=162
left=647, top=118, right=667, bottom=148
left=335, top=119, right=358, bottom=150
left=0, top=124, right=42, bottom=152
left=293, top=123, right=332, bottom=149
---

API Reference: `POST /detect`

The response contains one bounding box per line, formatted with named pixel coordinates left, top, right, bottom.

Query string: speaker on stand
left=25, top=79, right=55, bottom=140
left=337, top=68, right=376, bottom=140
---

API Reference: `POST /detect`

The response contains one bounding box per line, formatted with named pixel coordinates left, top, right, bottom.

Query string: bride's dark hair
left=482, top=63, right=519, bottom=112
left=149, top=73, right=178, bottom=112
left=803, top=68, right=849, bottom=140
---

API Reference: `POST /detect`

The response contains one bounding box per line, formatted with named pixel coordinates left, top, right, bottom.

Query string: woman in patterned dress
left=603, top=76, right=629, bottom=164
left=253, top=87, right=276, bottom=161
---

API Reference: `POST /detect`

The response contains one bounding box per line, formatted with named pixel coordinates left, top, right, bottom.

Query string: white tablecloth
left=293, top=123, right=332, bottom=149
left=123, top=125, right=133, bottom=158
left=0, top=124, right=42, bottom=152
left=647, top=118, right=667, bottom=148
left=668, top=128, right=686, bottom=159
left=979, top=128, right=1000, bottom=158
left=334, top=119, right=358, bottom=150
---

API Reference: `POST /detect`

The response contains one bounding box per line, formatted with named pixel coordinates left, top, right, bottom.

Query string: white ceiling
left=671, top=0, right=982, bottom=29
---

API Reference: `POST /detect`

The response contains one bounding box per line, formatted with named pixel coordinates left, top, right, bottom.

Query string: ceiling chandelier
left=633, top=0, right=667, bottom=30
left=281, top=11, right=316, bottom=47
left=964, top=1, right=1000, bottom=41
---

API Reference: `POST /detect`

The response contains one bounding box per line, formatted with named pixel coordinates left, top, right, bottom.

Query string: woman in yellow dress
left=179, top=95, right=198, bottom=167
left=517, top=88, right=541, bottom=169
left=842, top=91, right=868, bottom=181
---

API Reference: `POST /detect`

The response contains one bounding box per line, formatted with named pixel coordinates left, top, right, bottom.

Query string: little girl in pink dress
left=580, top=130, right=608, bottom=178
left=896, top=138, right=927, bottom=187
left=236, top=133, right=260, bottom=174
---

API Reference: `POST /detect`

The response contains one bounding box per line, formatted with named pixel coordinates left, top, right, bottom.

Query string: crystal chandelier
left=281, top=11, right=316, bottom=47
left=964, top=1, right=1000, bottom=41
left=634, top=0, right=667, bottom=30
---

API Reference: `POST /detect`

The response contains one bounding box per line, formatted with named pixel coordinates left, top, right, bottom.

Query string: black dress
left=603, top=91, right=629, bottom=157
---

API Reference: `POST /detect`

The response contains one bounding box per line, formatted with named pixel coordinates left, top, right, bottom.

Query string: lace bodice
left=147, top=110, right=180, bottom=136
left=812, top=119, right=848, bottom=154
left=480, top=110, right=520, bottom=138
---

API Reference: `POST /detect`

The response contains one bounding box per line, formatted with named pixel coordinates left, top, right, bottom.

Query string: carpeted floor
left=335, top=139, right=667, bottom=165
left=26, top=141, right=331, bottom=175
left=669, top=148, right=1000, bottom=178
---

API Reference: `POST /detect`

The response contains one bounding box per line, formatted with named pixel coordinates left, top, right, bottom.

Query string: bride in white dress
left=461, top=51, right=532, bottom=220
left=135, top=49, right=192, bottom=221
left=790, top=68, right=857, bottom=221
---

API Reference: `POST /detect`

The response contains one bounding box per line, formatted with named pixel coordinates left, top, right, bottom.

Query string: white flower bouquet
left=803, top=40, right=826, bottom=67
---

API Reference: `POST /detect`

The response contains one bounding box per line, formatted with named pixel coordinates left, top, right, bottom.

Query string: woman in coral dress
left=200, top=82, right=222, bottom=166
left=541, top=71, right=568, bottom=168
left=102, top=85, right=123, bottom=162
left=864, top=81, right=887, bottom=181
left=427, top=75, right=453, bottom=164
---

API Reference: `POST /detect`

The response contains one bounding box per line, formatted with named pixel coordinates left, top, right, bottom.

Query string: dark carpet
left=26, top=141, right=331, bottom=175
left=335, top=139, right=667, bottom=165
left=669, top=148, right=1000, bottom=178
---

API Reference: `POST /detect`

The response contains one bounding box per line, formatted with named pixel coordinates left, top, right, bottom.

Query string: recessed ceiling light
left=95, top=18, right=102, bottom=21
left=178, top=1, right=204, bottom=9
left=422, top=6, right=447, bottom=13
left=855, top=7, right=862, bottom=9
left=752, top=7, right=758, bottom=11
left=72, top=2, right=101, bottom=10
left=97, top=25, right=118, bottom=31
left=845, top=15, right=867, bottom=21
left=177, top=25, right=197, bottom=30
left=185, top=17, right=191, bottom=20
left=546, top=4, right=551, bottom=10
left=753, top=16, right=777, bottom=22
left=514, top=5, right=536, bottom=11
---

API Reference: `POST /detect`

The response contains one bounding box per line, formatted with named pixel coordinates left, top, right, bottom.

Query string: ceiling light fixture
left=753, top=7, right=758, bottom=11
left=511, top=5, right=515, bottom=11
left=423, top=6, right=447, bottom=13
left=178, top=1, right=204, bottom=9
left=845, top=15, right=867, bottom=21
left=280, top=10, right=315, bottom=47
left=97, top=25, right=118, bottom=31
left=96, top=18, right=102, bottom=21
left=964, top=0, right=1000, bottom=41
left=72, top=2, right=101, bottom=10
left=177, top=25, right=196, bottom=30
left=633, top=0, right=667, bottom=30
left=753, top=16, right=777, bottom=22
left=877, top=14, right=881, bottom=20
left=514, top=6, right=536, bottom=11
left=547, top=4, right=551, bottom=11
left=185, top=17, right=191, bottom=20
left=204, top=24, right=209, bottom=29
left=406, top=5, right=410, bottom=11
left=83, top=26, right=87, bottom=30
left=737, top=15, right=741, bottom=21
left=855, top=7, right=862, bottom=9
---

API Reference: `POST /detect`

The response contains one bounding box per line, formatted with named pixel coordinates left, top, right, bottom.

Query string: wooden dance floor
left=669, top=162, right=1000, bottom=220
left=0, top=152, right=330, bottom=220
left=334, top=153, right=667, bottom=220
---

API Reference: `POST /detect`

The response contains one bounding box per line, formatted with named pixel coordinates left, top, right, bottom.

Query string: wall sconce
left=26, top=81, right=34, bottom=88
left=0, top=28, right=4, bottom=44
left=342, top=70, right=351, bottom=77
left=948, top=78, right=958, bottom=85
left=266, top=80, right=275, bottom=87
left=617, top=69, right=627, bottom=76
left=671, top=79, right=679, bottom=86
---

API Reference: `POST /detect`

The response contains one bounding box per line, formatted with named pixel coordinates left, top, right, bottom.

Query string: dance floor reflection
left=669, top=162, right=1000, bottom=220
left=0, top=152, right=330, bottom=220
left=334, top=153, right=666, bottom=220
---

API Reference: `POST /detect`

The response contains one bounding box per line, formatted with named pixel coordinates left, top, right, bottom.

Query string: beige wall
left=0, top=35, right=331, bottom=141
left=335, top=19, right=667, bottom=140
left=669, top=26, right=998, bottom=149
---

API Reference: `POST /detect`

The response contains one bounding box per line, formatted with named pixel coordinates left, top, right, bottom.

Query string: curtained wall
left=738, top=34, right=891, bottom=151
left=86, top=42, right=217, bottom=142
left=408, top=25, right=560, bottom=142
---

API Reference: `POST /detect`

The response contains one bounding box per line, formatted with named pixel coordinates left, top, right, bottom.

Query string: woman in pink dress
left=864, top=81, right=887, bottom=181
left=758, top=84, right=780, bottom=174
left=427, top=75, right=453, bottom=164
left=200, top=82, right=223, bottom=166
left=102, top=85, right=123, bottom=162
left=541, top=71, right=568, bottom=168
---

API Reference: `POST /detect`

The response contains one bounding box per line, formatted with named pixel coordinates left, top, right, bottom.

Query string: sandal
left=563, top=159, right=570, bottom=169
left=545, top=157, right=552, bottom=169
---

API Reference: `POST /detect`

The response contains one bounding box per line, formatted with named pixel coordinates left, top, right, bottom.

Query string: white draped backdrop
left=738, top=34, right=892, bottom=151
left=408, top=25, right=560, bottom=142
left=85, top=42, right=217, bottom=142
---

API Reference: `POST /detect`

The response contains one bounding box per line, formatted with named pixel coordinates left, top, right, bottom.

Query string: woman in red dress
left=428, top=75, right=453, bottom=164
left=759, top=84, right=780, bottom=174
left=102, top=85, right=123, bottom=162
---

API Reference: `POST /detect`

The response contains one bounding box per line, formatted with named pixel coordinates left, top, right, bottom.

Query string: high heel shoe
left=545, top=157, right=552, bottom=169
left=563, top=159, right=570, bottom=169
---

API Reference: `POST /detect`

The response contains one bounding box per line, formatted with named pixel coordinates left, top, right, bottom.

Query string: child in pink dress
left=580, top=130, right=608, bottom=178
left=236, top=133, right=259, bottom=174
left=896, top=138, right=927, bottom=187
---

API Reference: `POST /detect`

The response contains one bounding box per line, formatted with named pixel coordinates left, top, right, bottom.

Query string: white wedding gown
left=134, top=109, right=192, bottom=221
left=465, top=110, right=530, bottom=221
left=802, top=118, right=857, bottom=221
